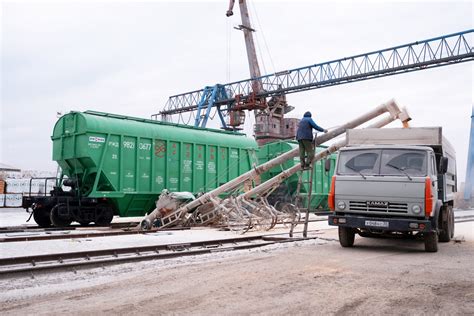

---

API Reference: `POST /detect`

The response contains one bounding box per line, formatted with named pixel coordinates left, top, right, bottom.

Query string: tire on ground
left=439, top=205, right=454, bottom=242
left=424, top=231, right=438, bottom=252
left=338, top=226, right=355, bottom=247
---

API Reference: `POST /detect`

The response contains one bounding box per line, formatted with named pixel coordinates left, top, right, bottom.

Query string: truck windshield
left=337, top=149, right=427, bottom=176
left=337, top=150, right=380, bottom=175
left=380, top=149, right=427, bottom=176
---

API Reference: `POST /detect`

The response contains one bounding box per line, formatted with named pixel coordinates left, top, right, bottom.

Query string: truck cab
left=328, top=128, right=456, bottom=252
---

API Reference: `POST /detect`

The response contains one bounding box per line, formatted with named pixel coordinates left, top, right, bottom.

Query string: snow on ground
left=0, top=207, right=332, bottom=258
left=0, top=207, right=472, bottom=259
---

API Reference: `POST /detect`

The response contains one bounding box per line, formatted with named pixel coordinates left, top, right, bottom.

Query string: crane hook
left=226, top=0, right=235, bottom=16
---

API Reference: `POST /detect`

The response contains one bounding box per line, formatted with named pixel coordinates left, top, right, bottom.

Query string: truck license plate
left=365, top=220, right=389, bottom=228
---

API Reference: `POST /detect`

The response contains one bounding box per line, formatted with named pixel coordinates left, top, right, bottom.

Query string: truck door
left=430, top=153, right=441, bottom=201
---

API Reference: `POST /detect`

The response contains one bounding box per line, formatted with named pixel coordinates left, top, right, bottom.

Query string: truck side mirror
left=439, top=157, right=448, bottom=174
left=324, top=159, right=331, bottom=172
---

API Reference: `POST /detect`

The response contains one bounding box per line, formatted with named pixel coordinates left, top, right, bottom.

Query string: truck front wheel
left=424, top=231, right=438, bottom=252
left=338, top=226, right=355, bottom=247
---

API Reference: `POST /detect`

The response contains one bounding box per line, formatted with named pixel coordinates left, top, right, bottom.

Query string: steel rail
left=157, top=30, right=474, bottom=117
left=0, top=218, right=328, bottom=243
left=0, top=227, right=189, bottom=243
left=0, top=235, right=319, bottom=276
left=454, top=217, right=474, bottom=223
left=2, top=214, right=471, bottom=243
left=0, top=222, right=140, bottom=234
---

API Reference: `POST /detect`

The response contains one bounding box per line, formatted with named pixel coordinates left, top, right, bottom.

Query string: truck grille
left=349, top=201, right=408, bottom=213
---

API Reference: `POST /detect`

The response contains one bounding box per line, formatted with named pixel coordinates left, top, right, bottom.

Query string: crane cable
left=226, top=15, right=232, bottom=82
left=250, top=0, right=276, bottom=75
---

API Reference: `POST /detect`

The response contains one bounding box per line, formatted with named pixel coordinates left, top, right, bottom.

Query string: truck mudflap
left=328, top=214, right=432, bottom=233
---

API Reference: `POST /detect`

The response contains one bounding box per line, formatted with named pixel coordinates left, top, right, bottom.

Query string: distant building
left=0, top=163, right=21, bottom=179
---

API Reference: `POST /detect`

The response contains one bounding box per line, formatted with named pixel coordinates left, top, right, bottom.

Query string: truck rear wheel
left=439, top=206, right=454, bottom=242
left=338, top=226, right=355, bottom=247
left=424, top=231, right=438, bottom=252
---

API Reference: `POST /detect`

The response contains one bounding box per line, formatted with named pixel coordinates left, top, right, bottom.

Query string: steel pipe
left=239, top=106, right=411, bottom=199
left=139, top=100, right=408, bottom=230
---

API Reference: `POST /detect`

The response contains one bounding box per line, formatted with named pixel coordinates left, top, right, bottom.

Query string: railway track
left=0, top=234, right=321, bottom=276
left=454, top=214, right=474, bottom=223
left=1, top=214, right=472, bottom=276
left=0, top=218, right=328, bottom=243
left=2, top=215, right=472, bottom=243
left=0, top=221, right=140, bottom=234
left=0, top=227, right=192, bottom=243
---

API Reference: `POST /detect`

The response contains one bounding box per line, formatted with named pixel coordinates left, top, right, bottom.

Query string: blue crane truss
left=194, top=85, right=229, bottom=128
left=157, top=30, right=473, bottom=122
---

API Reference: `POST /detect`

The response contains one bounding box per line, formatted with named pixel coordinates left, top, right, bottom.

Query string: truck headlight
left=412, top=204, right=422, bottom=214
left=337, top=201, right=346, bottom=210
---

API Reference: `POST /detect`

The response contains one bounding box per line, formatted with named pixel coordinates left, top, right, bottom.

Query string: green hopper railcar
left=23, top=111, right=258, bottom=227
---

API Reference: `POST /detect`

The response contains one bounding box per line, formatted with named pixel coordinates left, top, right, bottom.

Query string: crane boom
left=227, top=0, right=262, bottom=88
left=156, top=30, right=473, bottom=118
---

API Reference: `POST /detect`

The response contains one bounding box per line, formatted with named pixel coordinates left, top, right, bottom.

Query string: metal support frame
left=157, top=30, right=473, bottom=120
left=194, top=84, right=229, bottom=129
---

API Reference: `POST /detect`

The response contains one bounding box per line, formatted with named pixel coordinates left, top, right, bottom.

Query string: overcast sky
left=1, top=0, right=473, bottom=184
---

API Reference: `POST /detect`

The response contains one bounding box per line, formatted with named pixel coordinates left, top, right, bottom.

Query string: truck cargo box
left=346, top=127, right=455, bottom=156
left=346, top=127, right=456, bottom=202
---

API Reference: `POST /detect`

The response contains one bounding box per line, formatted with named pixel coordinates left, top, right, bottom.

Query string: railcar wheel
left=33, top=207, right=52, bottom=228
left=50, top=204, right=73, bottom=227
left=338, top=226, right=355, bottom=247
left=95, top=205, right=114, bottom=226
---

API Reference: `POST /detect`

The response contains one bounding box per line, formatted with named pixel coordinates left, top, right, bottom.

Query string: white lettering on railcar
left=230, top=150, right=239, bottom=159
left=183, top=160, right=192, bottom=173
left=108, top=141, right=119, bottom=147
left=156, top=176, right=164, bottom=184
left=195, top=161, right=204, bottom=170
left=89, top=136, right=105, bottom=143
left=139, top=143, right=151, bottom=150
left=111, top=154, right=118, bottom=160
left=183, top=177, right=191, bottom=183
left=207, top=162, right=216, bottom=173
left=123, top=141, right=135, bottom=149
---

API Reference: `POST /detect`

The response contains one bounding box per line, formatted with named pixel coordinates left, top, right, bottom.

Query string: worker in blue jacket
left=296, top=111, right=328, bottom=169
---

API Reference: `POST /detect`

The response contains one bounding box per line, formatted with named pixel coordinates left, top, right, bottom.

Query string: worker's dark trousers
left=298, top=139, right=314, bottom=168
